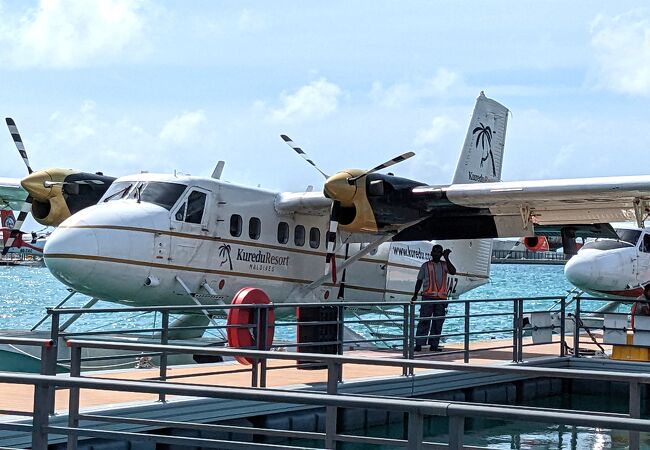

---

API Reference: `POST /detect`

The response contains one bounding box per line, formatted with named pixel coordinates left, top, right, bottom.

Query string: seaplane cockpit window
left=615, top=228, right=642, bottom=246
left=184, top=190, right=207, bottom=224
left=102, top=182, right=134, bottom=202
left=230, top=215, right=242, bottom=237
left=294, top=225, right=305, bottom=247
left=139, top=182, right=188, bottom=210
left=309, top=227, right=320, bottom=249
left=249, top=217, right=261, bottom=240
left=277, top=222, right=289, bottom=244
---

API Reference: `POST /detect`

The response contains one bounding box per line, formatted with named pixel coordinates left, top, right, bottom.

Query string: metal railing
left=4, top=295, right=650, bottom=448
left=2, top=339, right=650, bottom=449
left=36, top=295, right=567, bottom=373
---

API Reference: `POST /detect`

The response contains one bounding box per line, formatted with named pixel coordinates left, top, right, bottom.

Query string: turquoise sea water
left=0, top=264, right=574, bottom=332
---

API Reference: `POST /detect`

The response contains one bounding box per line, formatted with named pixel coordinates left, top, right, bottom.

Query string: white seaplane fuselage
left=43, top=173, right=491, bottom=308
left=564, top=225, right=650, bottom=298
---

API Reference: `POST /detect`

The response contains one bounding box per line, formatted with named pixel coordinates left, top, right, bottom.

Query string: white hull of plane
left=564, top=225, right=650, bottom=298
left=44, top=187, right=491, bottom=307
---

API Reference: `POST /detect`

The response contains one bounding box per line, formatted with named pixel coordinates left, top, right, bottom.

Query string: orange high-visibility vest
left=423, top=261, right=448, bottom=298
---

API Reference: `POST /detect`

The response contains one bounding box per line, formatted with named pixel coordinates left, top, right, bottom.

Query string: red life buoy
left=523, top=236, right=549, bottom=252
left=227, top=287, right=275, bottom=365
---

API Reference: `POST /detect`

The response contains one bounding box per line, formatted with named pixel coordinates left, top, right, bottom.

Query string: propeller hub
left=21, top=168, right=75, bottom=201
left=21, top=170, right=53, bottom=201
left=324, top=169, right=364, bottom=205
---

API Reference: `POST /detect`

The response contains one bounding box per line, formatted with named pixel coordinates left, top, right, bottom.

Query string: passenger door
left=170, top=187, right=212, bottom=264
left=637, top=233, right=650, bottom=284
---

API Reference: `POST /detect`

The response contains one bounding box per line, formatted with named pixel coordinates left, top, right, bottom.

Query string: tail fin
left=447, top=92, right=509, bottom=290
left=452, top=91, right=509, bottom=184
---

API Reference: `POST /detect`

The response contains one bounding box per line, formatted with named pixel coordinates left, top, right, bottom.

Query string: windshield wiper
left=104, top=184, right=133, bottom=202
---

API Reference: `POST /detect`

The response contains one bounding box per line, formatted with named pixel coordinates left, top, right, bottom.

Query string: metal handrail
left=3, top=370, right=650, bottom=450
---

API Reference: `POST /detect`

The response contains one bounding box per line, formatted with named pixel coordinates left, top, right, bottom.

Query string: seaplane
left=3, top=91, right=650, bottom=365
left=0, top=210, right=46, bottom=257
left=564, top=223, right=650, bottom=299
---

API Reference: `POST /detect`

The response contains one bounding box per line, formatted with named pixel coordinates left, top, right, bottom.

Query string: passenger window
left=249, top=217, right=261, bottom=240
left=230, top=215, right=242, bottom=237
left=309, top=227, right=320, bottom=249
left=643, top=235, right=650, bottom=253
left=294, top=225, right=305, bottom=247
left=277, top=222, right=289, bottom=244
left=185, top=191, right=207, bottom=224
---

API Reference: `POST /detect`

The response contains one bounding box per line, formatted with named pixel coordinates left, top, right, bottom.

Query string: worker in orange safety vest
left=411, top=244, right=457, bottom=352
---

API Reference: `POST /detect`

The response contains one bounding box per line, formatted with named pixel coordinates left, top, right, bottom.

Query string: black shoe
left=414, top=345, right=422, bottom=352
left=432, top=347, right=443, bottom=352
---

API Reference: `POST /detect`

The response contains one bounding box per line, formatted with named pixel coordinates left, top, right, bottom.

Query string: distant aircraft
left=564, top=224, right=650, bottom=298
left=0, top=210, right=45, bottom=256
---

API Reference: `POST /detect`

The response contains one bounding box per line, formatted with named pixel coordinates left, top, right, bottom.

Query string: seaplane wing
left=414, top=175, right=650, bottom=227
left=0, top=177, right=28, bottom=210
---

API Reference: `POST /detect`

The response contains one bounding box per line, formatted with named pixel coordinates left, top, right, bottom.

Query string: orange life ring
left=523, top=236, right=549, bottom=252
left=227, top=287, right=275, bottom=365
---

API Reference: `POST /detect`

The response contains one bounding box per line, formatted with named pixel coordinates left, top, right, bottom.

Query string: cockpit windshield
left=614, top=228, right=641, bottom=246
left=101, top=182, right=133, bottom=202
left=101, top=181, right=187, bottom=210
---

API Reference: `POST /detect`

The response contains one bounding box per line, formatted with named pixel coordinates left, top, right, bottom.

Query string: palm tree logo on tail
left=218, top=244, right=233, bottom=270
left=473, top=122, right=496, bottom=177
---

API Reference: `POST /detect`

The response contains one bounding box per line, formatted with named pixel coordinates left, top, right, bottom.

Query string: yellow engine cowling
left=324, top=170, right=379, bottom=233
left=21, top=168, right=74, bottom=226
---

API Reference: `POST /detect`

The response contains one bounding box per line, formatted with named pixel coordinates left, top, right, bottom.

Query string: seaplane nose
left=564, top=253, right=598, bottom=289
left=44, top=201, right=169, bottom=300
left=43, top=215, right=100, bottom=289
left=564, top=249, right=628, bottom=292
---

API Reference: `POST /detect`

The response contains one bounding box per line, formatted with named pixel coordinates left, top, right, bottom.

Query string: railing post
left=560, top=297, right=566, bottom=356
left=464, top=300, right=470, bottom=363
left=408, top=302, right=416, bottom=376
left=259, top=306, right=268, bottom=388
left=512, top=299, right=519, bottom=362
left=629, top=380, right=640, bottom=450
left=251, top=307, right=259, bottom=388
left=517, top=298, right=524, bottom=362
left=32, top=378, right=50, bottom=450
left=47, top=311, right=61, bottom=414
left=159, top=311, right=169, bottom=402
left=407, top=411, right=424, bottom=450
left=448, top=415, right=464, bottom=450
left=573, top=297, right=581, bottom=358
left=337, top=304, right=344, bottom=357
left=66, top=345, right=82, bottom=450
left=325, top=361, right=340, bottom=449
left=402, top=303, right=409, bottom=375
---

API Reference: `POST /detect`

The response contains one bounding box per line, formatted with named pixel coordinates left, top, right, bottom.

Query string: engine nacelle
left=523, top=236, right=549, bottom=252
left=21, top=168, right=115, bottom=226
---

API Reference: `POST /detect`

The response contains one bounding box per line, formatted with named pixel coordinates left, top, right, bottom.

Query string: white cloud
left=590, top=10, right=650, bottom=96
left=238, top=9, right=266, bottom=32
left=0, top=0, right=149, bottom=69
left=269, top=78, right=342, bottom=123
left=159, top=111, right=208, bottom=146
left=413, top=116, right=459, bottom=147
left=371, top=68, right=460, bottom=107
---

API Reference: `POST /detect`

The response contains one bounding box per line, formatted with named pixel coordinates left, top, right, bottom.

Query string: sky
left=1, top=0, right=650, bottom=232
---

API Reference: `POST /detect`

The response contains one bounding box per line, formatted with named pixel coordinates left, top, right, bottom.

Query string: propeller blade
left=325, top=222, right=338, bottom=284
left=337, top=243, right=350, bottom=299
left=5, top=118, right=33, bottom=174
left=348, top=151, right=415, bottom=183
left=2, top=195, right=32, bottom=256
left=280, top=134, right=329, bottom=179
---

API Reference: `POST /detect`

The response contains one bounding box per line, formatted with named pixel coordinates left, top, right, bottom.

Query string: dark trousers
left=416, top=300, right=447, bottom=349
